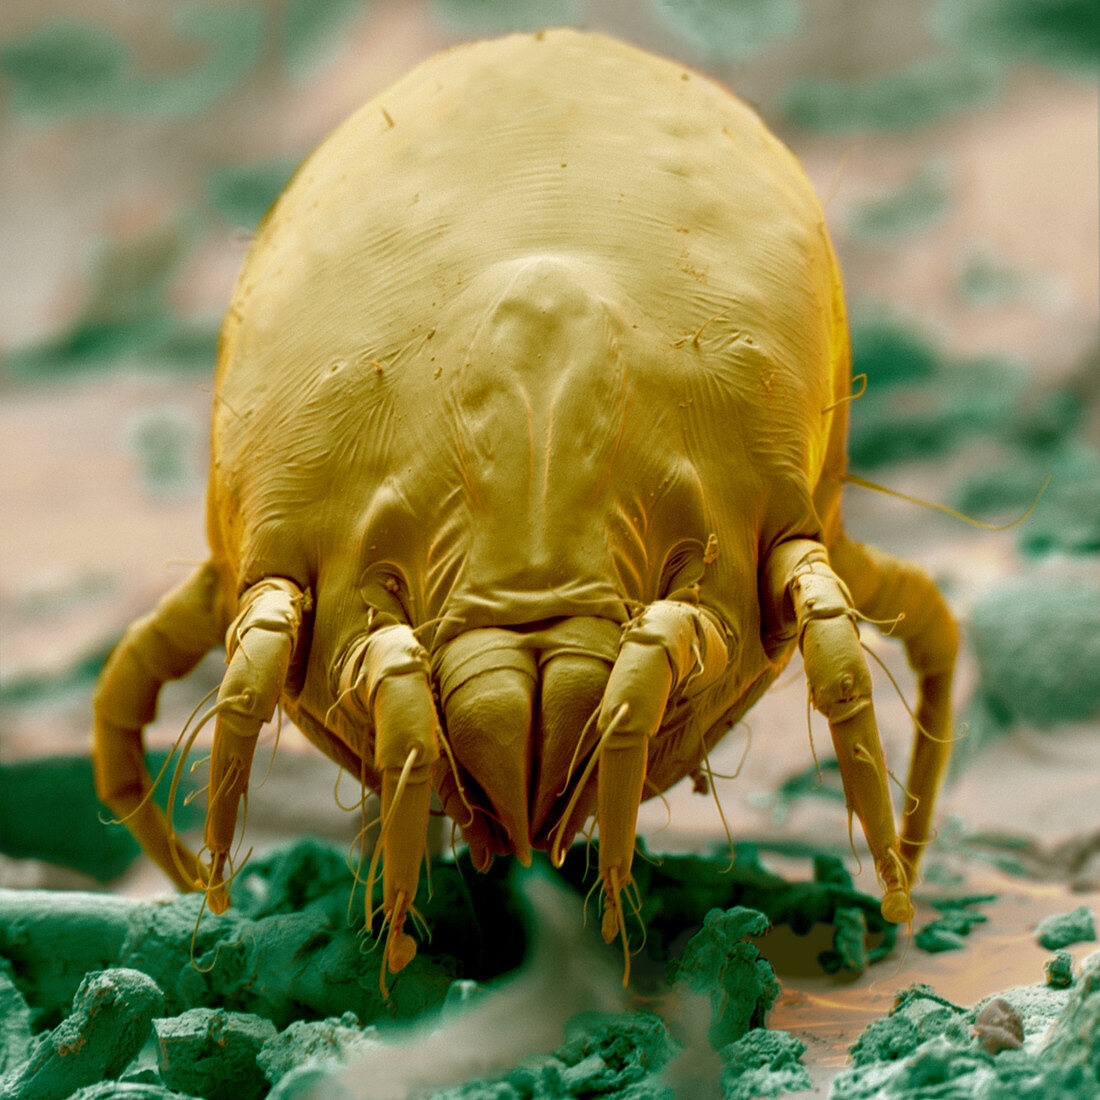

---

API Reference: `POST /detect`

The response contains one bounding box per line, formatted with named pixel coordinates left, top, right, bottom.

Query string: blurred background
left=0, top=0, right=1097, bottom=929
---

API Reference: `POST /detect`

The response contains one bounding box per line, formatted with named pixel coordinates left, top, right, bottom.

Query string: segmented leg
left=337, top=624, right=441, bottom=979
left=92, top=563, right=224, bottom=890
left=593, top=601, right=730, bottom=981
left=205, top=577, right=306, bottom=911
left=830, top=533, right=958, bottom=879
left=763, top=538, right=913, bottom=923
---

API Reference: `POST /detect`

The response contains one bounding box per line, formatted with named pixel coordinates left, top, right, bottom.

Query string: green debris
left=670, top=908, right=781, bottom=1049
left=0, top=753, right=202, bottom=883
left=0, top=7, right=266, bottom=125
left=554, top=842, right=898, bottom=981
left=0, top=840, right=528, bottom=1030
left=0, top=644, right=113, bottom=706
left=126, top=408, right=204, bottom=496
left=812, top=854, right=854, bottom=889
left=970, top=577, right=1100, bottom=729
left=206, top=158, right=302, bottom=229
left=0, top=969, right=165, bottom=1100
left=848, top=348, right=1029, bottom=469
left=850, top=314, right=941, bottom=390
left=932, top=0, right=1100, bottom=76
left=914, top=894, right=995, bottom=955
left=154, top=1009, right=276, bottom=1100
left=138, top=5, right=267, bottom=119
left=0, top=965, right=34, bottom=1077
left=955, top=441, right=1100, bottom=558
left=836, top=972, right=1100, bottom=1097
left=553, top=1012, right=678, bottom=1095
left=928, top=892, right=1000, bottom=911
left=820, top=907, right=870, bottom=974
left=768, top=758, right=845, bottom=825
left=651, top=0, right=802, bottom=61
left=281, top=0, right=366, bottom=81
left=1036, top=906, right=1097, bottom=951
left=1046, top=952, right=1075, bottom=989
left=849, top=1015, right=923, bottom=1068
left=0, top=21, right=131, bottom=123
left=848, top=163, right=951, bottom=240
left=718, top=1028, right=811, bottom=1099
left=1044, top=950, right=1100, bottom=1072
left=267, top=1062, right=350, bottom=1099
left=62, top=1086, right=192, bottom=1100
left=782, top=55, right=1000, bottom=133
left=957, top=247, right=1035, bottom=306
left=847, top=984, right=970, bottom=1074
left=430, top=1011, right=678, bottom=1099
left=843, top=310, right=1077, bottom=472
left=256, top=1013, right=375, bottom=1086
left=429, top=0, right=579, bottom=35
left=913, top=926, right=967, bottom=953
left=4, top=218, right=219, bottom=384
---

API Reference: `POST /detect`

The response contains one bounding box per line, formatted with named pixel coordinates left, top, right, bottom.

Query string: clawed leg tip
left=881, top=891, right=914, bottom=924
left=206, top=889, right=230, bottom=915
left=387, top=930, right=418, bottom=974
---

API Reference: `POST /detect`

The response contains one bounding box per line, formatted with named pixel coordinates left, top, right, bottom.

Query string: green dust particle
left=155, top=1009, right=276, bottom=1100
left=125, top=408, right=203, bottom=496
left=970, top=576, right=1100, bottom=727
left=4, top=218, right=220, bottom=383
left=0, top=840, right=528, bottom=1029
left=651, top=0, right=802, bottom=62
left=670, top=907, right=780, bottom=1049
left=1036, top=906, right=1097, bottom=951
left=847, top=354, right=1028, bottom=469
left=206, top=158, right=301, bottom=229
left=0, top=753, right=202, bottom=882
left=0, top=968, right=166, bottom=1100
left=782, top=54, right=1000, bottom=133
left=0, top=6, right=265, bottom=126
left=850, top=313, right=941, bottom=389
left=281, top=0, right=367, bottom=81
left=914, top=903, right=991, bottom=955
left=135, top=4, right=266, bottom=119
left=81, top=218, right=199, bottom=324
left=933, top=0, right=1100, bottom=76
left=0, top=644, right=114, bottom=707
left=957, top=247, right=1034, bottom=307
left=0, top=20, right=131, bottom=123
left=719, top=1028, right=811, bottom=1100
left=429, top=0, right=579, bottom=35
left=1044, top=951, right=1100, bottom=1074
left=844, top=305, right=1046, bottom=469
left=431, top=1011, right=679, bottom=1099
left=954, top=440, right=1100, bottom=559
left=1046, top=952, right=1075, bottom=989
left=768, top=757, right=844, bottom=827
left=848, top=162, right=952, bottom=241
left=848, top=1014, right=922, bottom=1067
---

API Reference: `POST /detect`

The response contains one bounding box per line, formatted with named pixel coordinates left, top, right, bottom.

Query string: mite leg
left=92, top=563, right=224, bottom=890
left=593, top=602, right=730, bottom=978
left=204, top=578, right=306, bottom=911
left=338, top=624, right=441, bottom=977
left=830, top=533, right=958, bottom=879
left=763, top=539, right=913, bottom=924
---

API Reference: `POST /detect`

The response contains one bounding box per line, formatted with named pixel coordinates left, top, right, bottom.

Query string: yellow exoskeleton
left=93, top=30, right=958, bottom=986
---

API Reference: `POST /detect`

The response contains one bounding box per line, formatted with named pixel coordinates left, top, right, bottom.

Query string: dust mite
left=92, top=29, right=958, bottom=987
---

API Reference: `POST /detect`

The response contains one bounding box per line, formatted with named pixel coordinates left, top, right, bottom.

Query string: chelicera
left=92, top=29, right=958, bottom=986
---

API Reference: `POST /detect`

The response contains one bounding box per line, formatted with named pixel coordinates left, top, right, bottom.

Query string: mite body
left=93, top=30, right=958, bottom=980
